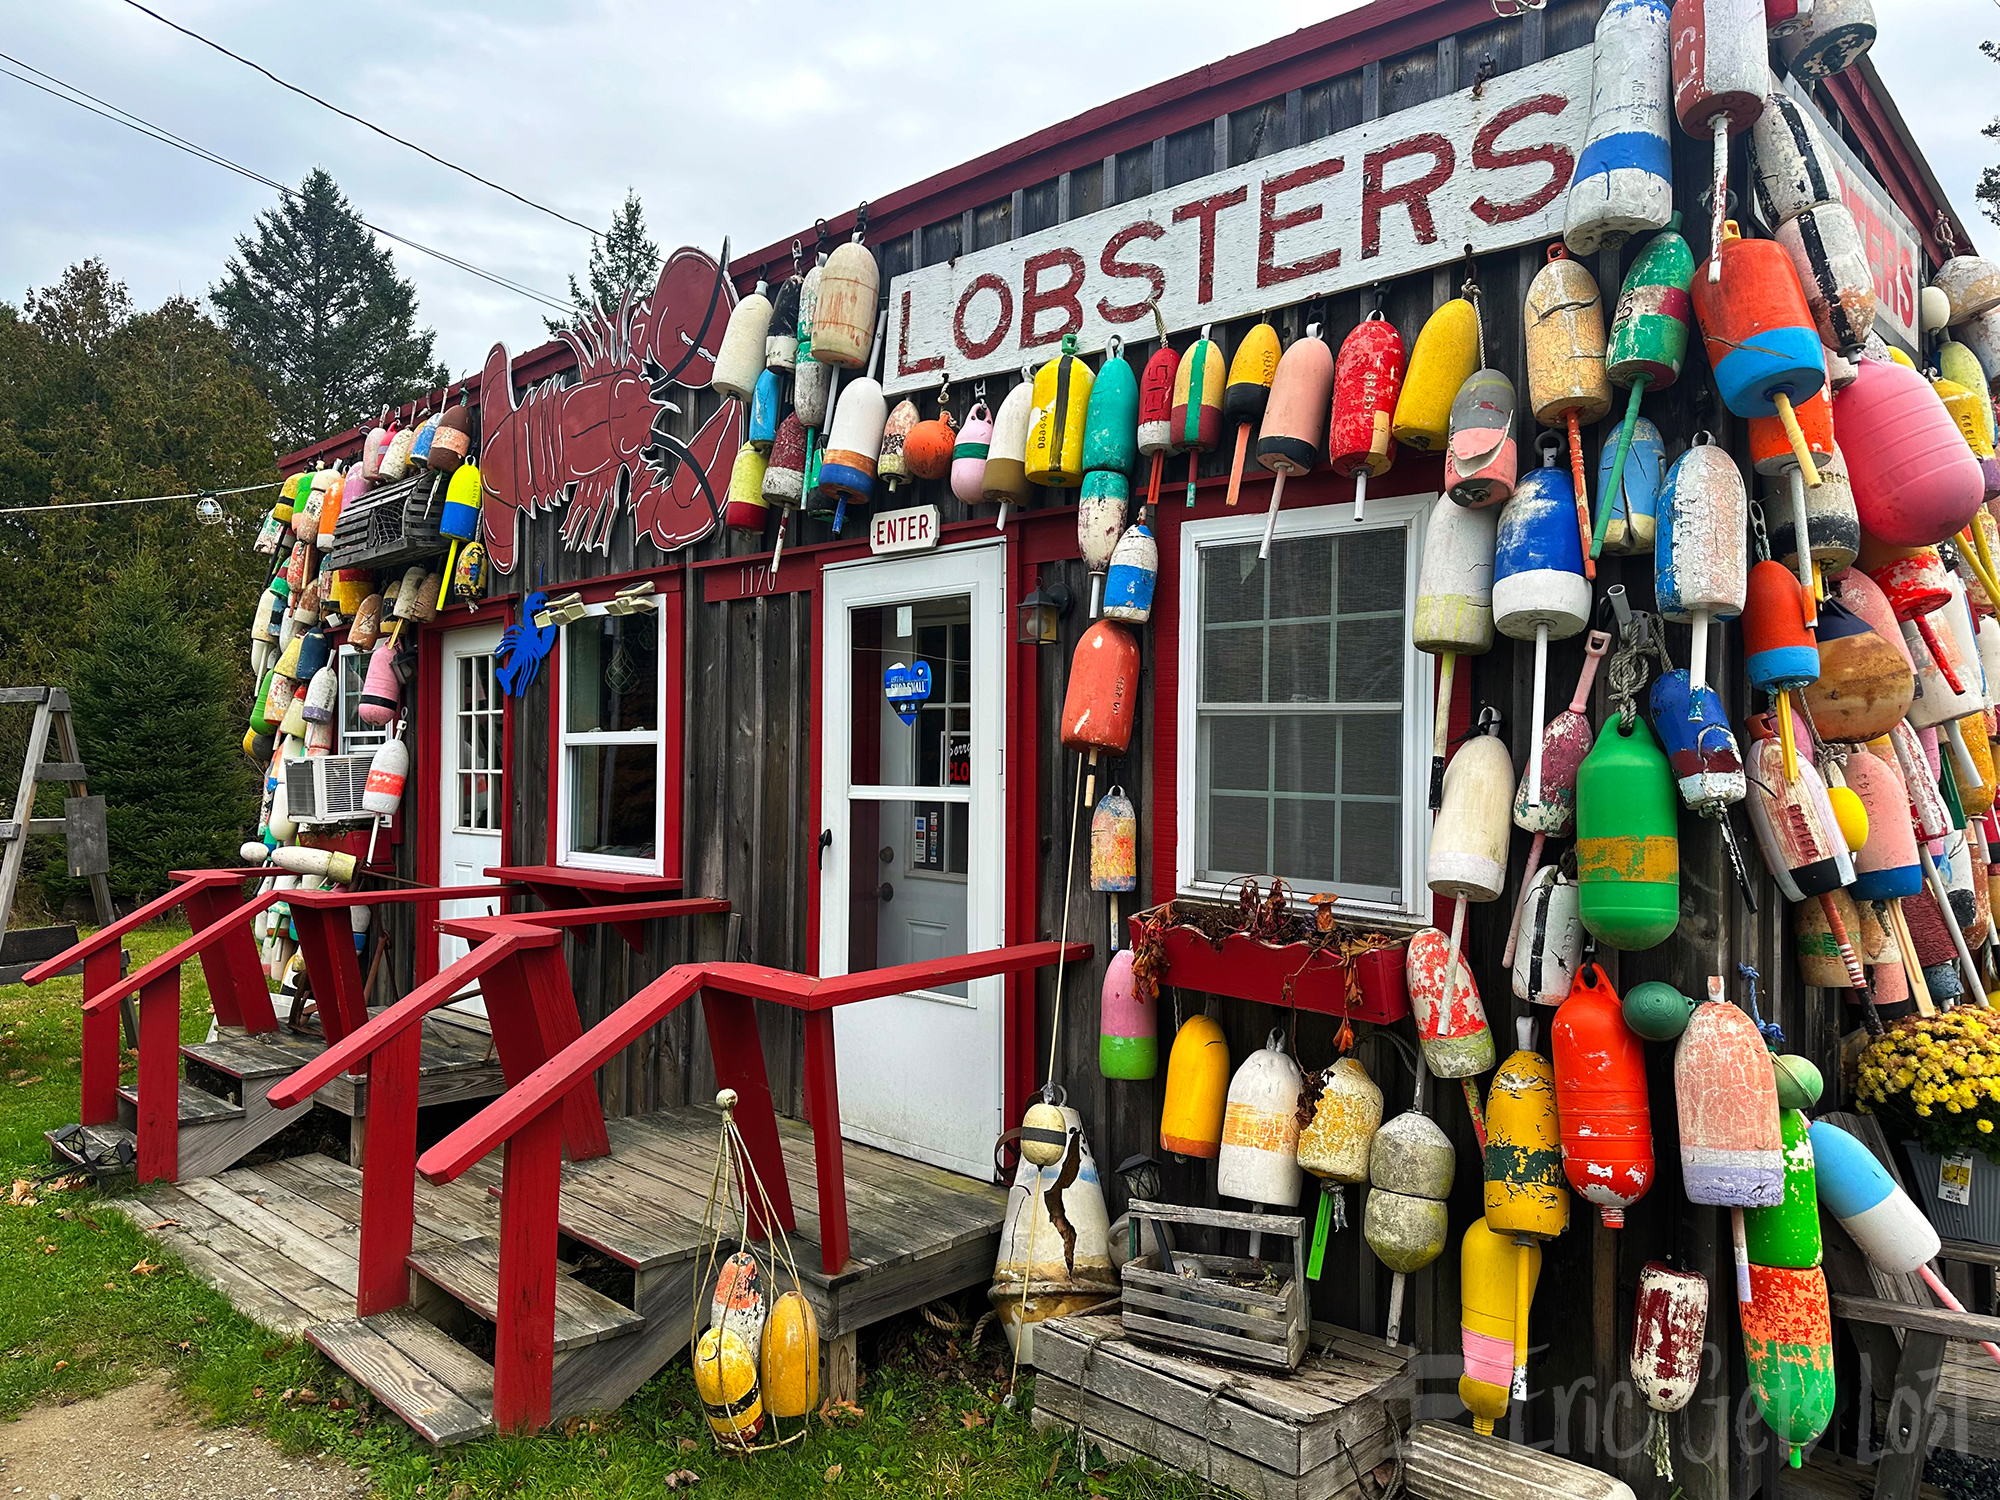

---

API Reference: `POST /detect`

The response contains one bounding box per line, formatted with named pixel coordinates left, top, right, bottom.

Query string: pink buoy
left=1834, top=358, right=1985, bottom=547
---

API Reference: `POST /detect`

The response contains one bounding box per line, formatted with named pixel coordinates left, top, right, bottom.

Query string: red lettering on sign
left=1172, top=186, right=1250, bottom=304
left=1361, top=133, right=1455, bottom=259
left=1469, top=94, right=1574, bottom=225
left=1098, top=221, right=1167, bottom=322
left=1021, top=248, right=1086, bottom=347
left=1257, top=156, right=1345, bottom=289
left=954, top=273, right=1013, bottom=361
left=897, top=289, right=945, bottom=379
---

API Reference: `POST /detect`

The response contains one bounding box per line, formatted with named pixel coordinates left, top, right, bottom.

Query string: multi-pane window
left=336, top=646, right=389, bottom=752
left=1179, top=500, right=1427, bottom=913
left=560, top=611, right=663, bottom=870
left=454, top=651, right=503, bottom=833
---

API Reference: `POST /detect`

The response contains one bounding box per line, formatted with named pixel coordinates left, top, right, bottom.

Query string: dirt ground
left=0, top=1378, right=369, bottom=1499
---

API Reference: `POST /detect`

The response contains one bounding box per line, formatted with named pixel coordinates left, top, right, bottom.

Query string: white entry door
left=821, top=543, right=1008, bottom=1179
left=438, top=622, right=506, bottom=1005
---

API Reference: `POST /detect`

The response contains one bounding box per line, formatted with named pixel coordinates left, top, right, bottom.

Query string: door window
left=559, top=611, right=664, bottom=870
left=454, top=652, right=504, bottom=833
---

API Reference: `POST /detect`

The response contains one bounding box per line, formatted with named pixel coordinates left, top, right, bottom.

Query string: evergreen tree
left=211, top=169, right=450, bottom=448
left=1983, top=41, right=2000, bottom=230
left=69, top=559, right=255, bottom=901
left=545, top=190, right=662, bottom=334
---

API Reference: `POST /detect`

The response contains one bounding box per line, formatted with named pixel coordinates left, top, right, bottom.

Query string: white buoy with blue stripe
left=1565, top=0, right=1675, bottom=256
left=1495, top=434, right=1591, bottom=812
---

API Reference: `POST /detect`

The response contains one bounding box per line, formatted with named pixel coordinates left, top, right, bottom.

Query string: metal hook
left=814, top=218, right=831, bottom=255
left=790, top=238, right=803, bottom=272
left=854, top=201, right=870, bottom=243
left=973, top=378, right=987, bottom=402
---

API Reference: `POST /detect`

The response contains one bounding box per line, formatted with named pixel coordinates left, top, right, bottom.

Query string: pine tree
left=545, top=190, right=662, bottom=334
left=211, top=169, right=450, bottom=448
left=69, top=559, right=255, bottom=901
left=1983, top=42, right=2000, bottom=230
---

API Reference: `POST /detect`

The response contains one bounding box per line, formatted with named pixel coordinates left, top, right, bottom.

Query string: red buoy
left=1328, top=313, right=1404, bottom=520
left=1060, top=621, right=1140, bottom=757
left=1552, top=963, right=1655, bottom=1227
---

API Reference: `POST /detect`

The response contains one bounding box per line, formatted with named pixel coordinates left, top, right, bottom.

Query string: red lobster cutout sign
left=479, top=245, right=739, bottom=571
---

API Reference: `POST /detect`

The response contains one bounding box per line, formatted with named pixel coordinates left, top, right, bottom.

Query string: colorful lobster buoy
left=1297, top=1055, right=1382, bottom=1276
left=1170, top=327, right=1223, bottom=509
left=711, top=280, right=772, bottom=404
left=1503, top=630, right=1610, bottom=966
left=1651, top=670, right=1756, bottom=904
left=1597, top=416, right=1664, bottom=557
left=1512, top=867, right=1583, bottom=1007
left=1101, top=523, right=1157, bottom=626
left=1671, top=0, right=1767, bottom=281
left=1777, top=198, right=1875, bottom=356
left=764, top=269, right=801, bottom=373
left=983, top=377, right=1034, bottom=526
left=1329, top=312, right=1403, bottom=521
left=1775, top=0, right=1875, bottom=80
left=1415, top=498, right=1498, bottom=807
left=1677, top=978, right=1785, bottom=1302
left=1751, top=89, right=1840, bottom=228
left=1862, top=539, right=1968, bottom=700
left=814, top=238, right=879, bottom=370
left=1576, top=706, right=1681, bottom=950
left=951, top=401, right=992, bottom=506
left=1060, top=620, right=1139, bottom=813
left=1446, top=368, right=1518, bottom=507
left=989, top=1097, right=1115, bottom=1359
left=1393, top=298, right=1479, bottom=452
left=1741, top=1264, right=1835, bottom=1465
left=1222, top=322, right=1280, bottom=505
left=1429, top=717, right=1516, bottom=1079
left=1656, top=434, right=1749, bottom=696
left=1744, top=715, right=1864, bottom=991
left=1078, top=473, right=1127, bottom=617
left=1160, top=1013, right=1229, bottom=1158
left=1751, top=387, right=1835, bottom=618
left=1835, top=356, right=1985, bottom=548
left=1496, top=437, right=1591, bottom=811
left=1460, top=1220, right=1539, bottom=1433
left=1026, top=334, right=1093, bottom=488
left=1083, top=339, right=1139, bottom=479
left=1524, top=246, right=1610, bottom=568
left=1553, top=963, right=1654, bottom=1226
left=1217, top=1030, right=1304, bottom=1214
left=1483, top=1019, right=1566, bottom=1410
left=819, top=377, right=887, bottom=528
left=1935, top=256, right=2000, bottom=326
left=876, top=400, right=917, bottom=491
left=1365, top=1110, right=1454, bottom=1345
left=1137, top=342, right=1180, bottom=513
left=1745, top=1107, right=1822, bottom=1269
left=1744, top=559, right=1821, bottom=785
left=1406, top=926, right=1496, bottom=1138
left=1693, top=222, right=1826, bottom=485
left=1765, top=441, right=1859, bottom=593
left=723, top=444, right=770, bottom=536
left=1596, top=216, right=1694, bottom=557
left=1089, top=786, right=1137, bottom=949
left=1632, top=1262, right=1709, bottom=1480
left=1257, top=323, right=1335, bottom=558
left=1805, top=597, right=1912, bottom=742
left=1565, top=0, right=1675, bottom=256
left=761, top=1290, right=819, bottom=1422
left=1099, top=950, right=1155, bottom=1080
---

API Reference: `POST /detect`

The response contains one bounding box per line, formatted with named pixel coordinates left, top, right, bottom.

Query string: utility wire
left=116, top=0, right=601, bottom=239
left=0, top=53, right=574, bottom=314
left=0, top=480, right=277, bottom=517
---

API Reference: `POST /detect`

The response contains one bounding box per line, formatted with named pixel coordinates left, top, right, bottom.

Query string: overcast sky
left=0, top=0, right=1993, bottom=377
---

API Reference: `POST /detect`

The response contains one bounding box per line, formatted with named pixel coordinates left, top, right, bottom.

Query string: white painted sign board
left=870, top=504, right=941, bottom=555
left=884, top=49, right=1593, bottom=394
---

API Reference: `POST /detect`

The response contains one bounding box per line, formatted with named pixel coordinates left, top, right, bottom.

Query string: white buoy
left=1564, top=0, right=1675, bottom=256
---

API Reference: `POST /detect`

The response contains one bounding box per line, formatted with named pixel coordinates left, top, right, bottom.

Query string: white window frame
left=556, top=607, right=668, bottom=876
left=335, top=644, right=390, bottom=754
left=1175, top=493, right=1435, bottom=924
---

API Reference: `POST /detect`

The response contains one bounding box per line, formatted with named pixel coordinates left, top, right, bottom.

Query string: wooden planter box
left=1030, top=1304, right=1414, bottom=1500
left=1120, top=1201, right=1308, bottom=1370
left=1129, top=905, right=1409, bottom=1026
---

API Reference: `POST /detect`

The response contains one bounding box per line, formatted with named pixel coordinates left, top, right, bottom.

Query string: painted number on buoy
left=884, top=49, right=1593, bottom=393
left=870, top=505, right=939, bottom=555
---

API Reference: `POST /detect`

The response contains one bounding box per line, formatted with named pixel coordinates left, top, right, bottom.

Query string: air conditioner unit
left=285, top=753, right=374, bottom=825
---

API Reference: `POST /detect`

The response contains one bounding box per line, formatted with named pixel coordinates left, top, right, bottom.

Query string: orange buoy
left=1692, top=223, right=1826, bottom=487
left=1552, top=962, right=1654, bottom=1226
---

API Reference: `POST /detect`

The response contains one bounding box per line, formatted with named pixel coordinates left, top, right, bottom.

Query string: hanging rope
left=1605, top=614, right=1672, bottom=734
left=1045, top=753, right=1087, bottom=1082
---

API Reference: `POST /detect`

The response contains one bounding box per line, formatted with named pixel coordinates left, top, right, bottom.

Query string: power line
left=0, top=480, right=277, bottom=517
left=0, top=52, right=575, bottom=314
left=116, top=0, right=601, bottom=239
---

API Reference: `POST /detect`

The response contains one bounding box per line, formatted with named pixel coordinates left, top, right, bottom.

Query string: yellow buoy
left=693, top=1326, right=764, bottom=1446
left=1160, top=1013, right=1230, bottom=1158
left=1886, top=346, right=1916, bottom=371
left=1394, top=298, right=1481, bottom=451
left=1484, top=1035, right=1569, bottom=1241
left=1825, top=784, right=1870, bottom=852
left=1958, top=713, right=1998, bottom=816
left=1026, top=335, right=1094, bottom=487
left=760, top=1290, right=819, bottom=1421
left=1459, top=1220, right=1540, bottom=1435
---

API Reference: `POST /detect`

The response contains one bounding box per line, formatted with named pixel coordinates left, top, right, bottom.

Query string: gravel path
left=0, top=1378, right=369, bottom=1499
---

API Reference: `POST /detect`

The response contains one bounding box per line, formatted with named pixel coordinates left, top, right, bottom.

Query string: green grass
left=0, top=923, right=1199, bottom=1499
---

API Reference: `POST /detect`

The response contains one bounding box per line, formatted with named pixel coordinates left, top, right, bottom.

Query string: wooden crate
left=1122, top=1201, right=1308, bottom=1370
left=1402, top=1422, right=1637, bottom=1500
left=1030, top=1305, right=1413, bottom=1500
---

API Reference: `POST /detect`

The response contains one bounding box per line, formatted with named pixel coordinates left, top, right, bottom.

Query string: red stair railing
left=413, top=941, right=1089, bottom=1434
left=266, top=897, right=729, bottom=1318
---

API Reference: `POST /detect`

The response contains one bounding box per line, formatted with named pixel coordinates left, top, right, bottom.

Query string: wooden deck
left=100, top=1104, right=1007, bottom=1444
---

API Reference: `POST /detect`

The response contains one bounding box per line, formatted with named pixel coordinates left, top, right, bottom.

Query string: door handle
left=878, top=882, right=894, bottom=903
left=818, top=829, right=832, bottom=865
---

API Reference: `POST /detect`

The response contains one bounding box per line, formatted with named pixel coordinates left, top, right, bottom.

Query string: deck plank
left=216, top=1166, right=358, bottom=1246
left=407, top=1237, right=644, bottom=1351
left=172, top=1176, right=361, bottom=1296
left=102, top=1186, right=352, bottom=1326
left=307, top=1315, right=493, bottom=1445
left=101, top=1193, right=314, bottom=1337
left=278, top=1151, right=500, bottom=1243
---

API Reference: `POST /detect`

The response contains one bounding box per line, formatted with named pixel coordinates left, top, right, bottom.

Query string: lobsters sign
left=884, top=49, right=1593, bottom=396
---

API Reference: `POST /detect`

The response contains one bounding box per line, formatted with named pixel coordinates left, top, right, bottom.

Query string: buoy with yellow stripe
left=1484, top=1016, right=1568, bottom=1403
